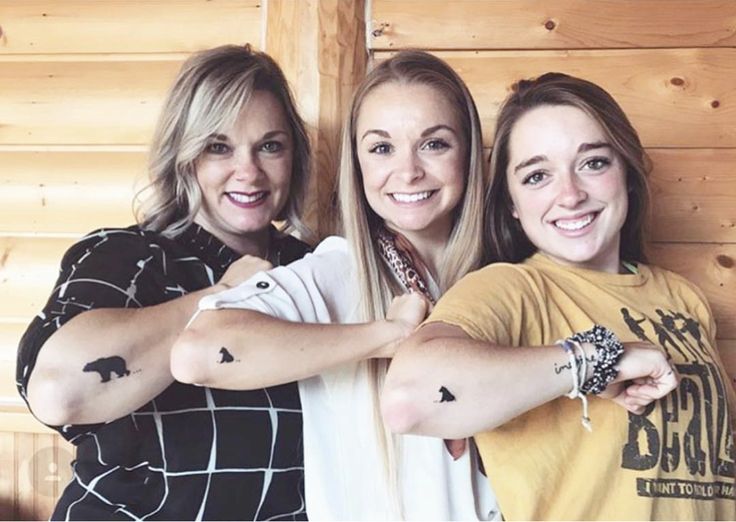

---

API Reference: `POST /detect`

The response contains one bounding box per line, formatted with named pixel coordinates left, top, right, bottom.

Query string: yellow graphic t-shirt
left=428, top=254, right=736, bottom=520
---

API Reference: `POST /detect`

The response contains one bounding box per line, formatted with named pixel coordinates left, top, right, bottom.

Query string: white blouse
left=198, top=236, right=499, bottom=521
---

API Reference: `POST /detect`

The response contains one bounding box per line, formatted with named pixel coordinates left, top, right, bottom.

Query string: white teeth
left=554, top=213, right=595, bottom=231
left=391, top=191, right=433, bottom=203
left=228, top=192, right=266, bottom=203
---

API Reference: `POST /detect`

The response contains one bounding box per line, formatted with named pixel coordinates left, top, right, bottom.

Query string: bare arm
left=170, top=293, right=428, bottom=390
left=26, top=254, right=270, bottom=426
left=381, top=322, right=678, bottom=439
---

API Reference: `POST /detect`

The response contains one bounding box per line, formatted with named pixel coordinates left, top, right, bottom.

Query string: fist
left=218, top=255, right=273, bottom=289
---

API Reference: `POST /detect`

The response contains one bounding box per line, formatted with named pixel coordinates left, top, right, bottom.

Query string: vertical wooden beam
left=265, top=0, right=367, bottom=238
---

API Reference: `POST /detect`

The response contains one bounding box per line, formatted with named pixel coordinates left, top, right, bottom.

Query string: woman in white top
left=171, top=50, right=498, bottom=520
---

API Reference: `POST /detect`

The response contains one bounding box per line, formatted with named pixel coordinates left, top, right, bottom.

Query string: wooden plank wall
left=370, top=0, right=736, bottom=372
left=0, top=1, right=262, bottom=518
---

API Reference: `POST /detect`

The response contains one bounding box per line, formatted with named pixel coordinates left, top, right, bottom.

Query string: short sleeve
left=197, top=236, right=356, bottom=325
left=16, top=228, right=170, bottom=410
left=426, top=263, right=544, bottom=347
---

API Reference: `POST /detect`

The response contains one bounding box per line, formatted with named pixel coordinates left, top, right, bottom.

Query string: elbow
left=381, top=382, right=425, bottom=435
left=170, top=329, right=212, bottom=386
left=26, top=370, right=83, bottom=427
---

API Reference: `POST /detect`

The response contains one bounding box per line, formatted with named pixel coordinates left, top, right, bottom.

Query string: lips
left=552, top=211, right=598, bottom=231
left=389, top=190, right=436, bottom=203
left=226, top=191, right=268, bottom=207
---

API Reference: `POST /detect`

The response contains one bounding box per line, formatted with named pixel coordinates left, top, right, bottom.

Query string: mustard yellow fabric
left=428, top=253, right=736, bottom=520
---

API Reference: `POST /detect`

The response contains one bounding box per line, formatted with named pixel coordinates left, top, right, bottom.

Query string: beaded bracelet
left=556, top=339, right=592, bottom=431
left=569, top=324, right=624, bottom=395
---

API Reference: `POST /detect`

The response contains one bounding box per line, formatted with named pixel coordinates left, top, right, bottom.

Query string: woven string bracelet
left=557, top=339, right=592, bottom=432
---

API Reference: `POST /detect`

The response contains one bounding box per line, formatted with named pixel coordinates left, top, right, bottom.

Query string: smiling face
left=355, top=81, right=466, bottom=248
left=506, top=104, right=629, bottom=273
left=194, top=90, right=293, bottom=251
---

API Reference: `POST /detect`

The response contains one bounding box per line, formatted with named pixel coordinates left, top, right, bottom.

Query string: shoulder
left=60, top=225, right=154, bottom=266
left=446, top=261, right=543, bottom=301
left=274, top=232, right=312, bottom=265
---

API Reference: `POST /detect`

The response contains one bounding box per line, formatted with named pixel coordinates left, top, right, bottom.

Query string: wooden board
left=375, top=48, right=736, bottom=148
left=0, top=0, right=261, bottom=54
left=371, top=0, right=736, bottom=50
left=649, top=242, right=736, bottom=339
left=0, top=236, right=76, bottom=321
left=648, top=149, right=736, bottom=243
left=0, top=59, right=183, bottom=145
left=0, top=432, right=73, bottom=520
left=0, top=150, right=146, bottom=234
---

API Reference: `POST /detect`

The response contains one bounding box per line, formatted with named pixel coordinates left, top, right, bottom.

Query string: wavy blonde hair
left=136, top=44, right=311, bottom=239
left=337, top=50, right=486, bottom=515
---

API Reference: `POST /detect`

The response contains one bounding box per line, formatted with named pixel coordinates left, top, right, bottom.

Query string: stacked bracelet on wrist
left=557, top=325, right=624, bottom=432
left=570, top=324, right=624, bottom=395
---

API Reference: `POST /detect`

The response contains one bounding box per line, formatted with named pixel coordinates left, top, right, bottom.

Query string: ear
left=510, top=205, right=519, bottom=220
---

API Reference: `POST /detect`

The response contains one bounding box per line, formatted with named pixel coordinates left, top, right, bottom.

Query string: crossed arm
left=381, top=322, right=679, bottom=439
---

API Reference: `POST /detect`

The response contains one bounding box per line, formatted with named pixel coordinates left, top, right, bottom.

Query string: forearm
left=171, top=309, right=407, bottom=390
left=382, top=324, right=582, bottom=439
left=27, top=284, right=226, bottom=425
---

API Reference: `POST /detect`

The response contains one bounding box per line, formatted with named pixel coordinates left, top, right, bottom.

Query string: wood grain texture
left=0, top=0, right=261, bottom=54
left=649, top=242, right=736, bottom=339
left=0, top=432, right=73, bottom=520
left=375, top=48, right=736, bottom=148
left=370, top=0, right=736, bottom=50
left=0, top=59, right=182, bottom=145
left=648, top=149, right=736, bottom=243
left=0, top=236, right=75, bottom=321
left=0, top=150, right=146, bottom=234
left=266, top=0, right=367, bottom=238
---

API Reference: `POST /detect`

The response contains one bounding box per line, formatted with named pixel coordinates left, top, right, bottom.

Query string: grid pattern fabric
left=16, top=225, right=309, bottom=520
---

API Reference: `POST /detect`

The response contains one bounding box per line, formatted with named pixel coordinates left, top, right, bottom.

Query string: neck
left=388, top=226, right=449, bottom=282
left=194, top=217, right=271, bottom=258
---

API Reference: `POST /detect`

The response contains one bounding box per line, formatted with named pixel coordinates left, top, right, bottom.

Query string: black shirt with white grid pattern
left=16, top=224, right=310, bottom=520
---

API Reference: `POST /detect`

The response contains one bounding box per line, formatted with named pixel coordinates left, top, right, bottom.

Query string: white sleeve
left=197, top=236, right=355, bottom=324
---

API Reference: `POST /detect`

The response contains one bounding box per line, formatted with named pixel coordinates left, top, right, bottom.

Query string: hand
left=386, top=292, right=430, bottom=334
left=217, top=255, right=273, bottom=289
left=600, top=342, right=679, bottom=414
left=376, top=293, right=430, bottom=358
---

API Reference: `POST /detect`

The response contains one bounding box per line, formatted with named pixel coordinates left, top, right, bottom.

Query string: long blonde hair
left=336, top=50, right=486, bottom=514
left=136, top=44, right=311, bottom=239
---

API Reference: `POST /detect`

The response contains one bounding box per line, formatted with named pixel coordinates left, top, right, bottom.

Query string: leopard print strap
left=375, top=227, right=435, bottom=304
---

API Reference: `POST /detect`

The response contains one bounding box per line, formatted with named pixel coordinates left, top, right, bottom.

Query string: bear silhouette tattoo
left=435, top=386, right=456, bottom=403
left=219, top=347, right=235, bottom=363
left=83, top=356, right=131, bottom=383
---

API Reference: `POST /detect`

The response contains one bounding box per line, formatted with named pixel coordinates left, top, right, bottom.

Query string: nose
left=556, top=172, right=587, bottom=208
left=394, top=148, right=424, bottom=183
left=232, top=148, right=262, bottom=180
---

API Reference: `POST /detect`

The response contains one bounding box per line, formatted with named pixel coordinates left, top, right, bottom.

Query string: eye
left=421, top=138, right=450, bottom=151
left=368, top=142, right=393, bottom=155
left=582, top=157, right=611, bottom=171
left=260, top=140, right=284, bottom=153
left=522, top=171, right=547, bottom=186
left=204, top=141, right=231, bottom=155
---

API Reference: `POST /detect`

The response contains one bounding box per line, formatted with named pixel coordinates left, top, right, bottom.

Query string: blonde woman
left=17, top=45, right=312, bottom=520
left=172, top=51, right=498, bottom=519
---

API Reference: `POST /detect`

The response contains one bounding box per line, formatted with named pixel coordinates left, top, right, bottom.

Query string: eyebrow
left=513, top=155, right=547, bottom=174
left=512, top=141, right=612, bottom=174
left=578, top=141, right=611, bottom=153
left=207, top=130, right=289, bottom=141
left=360, top=124, right=458, bottom=142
